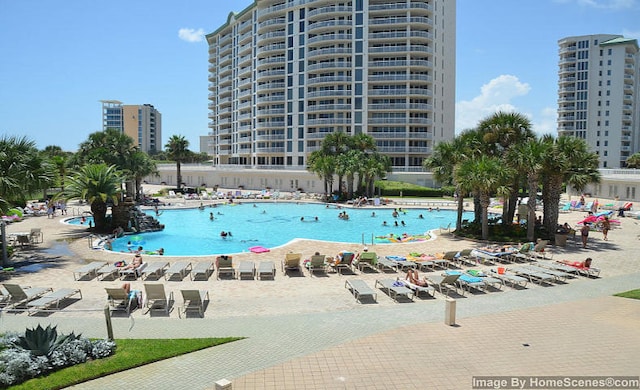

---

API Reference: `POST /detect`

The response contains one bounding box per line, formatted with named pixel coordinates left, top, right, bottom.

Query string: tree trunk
left=456, top=190, right=465, bottom=231
left=91, top=201, right=109, bottom=232
left=505, top=187, right=519, bottom=226
left=176, top=161, right=182, bottom=190
left=480, top=193, right=490, bottom=241
left=543, top=175, right=564, bottom=240
left=526, top=175, right=538, bottom=242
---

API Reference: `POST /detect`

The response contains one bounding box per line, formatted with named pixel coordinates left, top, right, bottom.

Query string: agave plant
left=13, top=325, right=80, bottom=357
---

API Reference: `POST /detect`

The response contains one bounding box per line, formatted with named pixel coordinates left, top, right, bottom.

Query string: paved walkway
left=1, top=194, right=639, bottom=389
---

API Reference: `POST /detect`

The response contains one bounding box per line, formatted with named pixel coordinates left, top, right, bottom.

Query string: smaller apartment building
left=101, top=100, right=162, bottom=154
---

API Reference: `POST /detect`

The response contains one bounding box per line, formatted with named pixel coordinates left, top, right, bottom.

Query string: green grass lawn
left=614, top=289, right=640, bottom=300
left=12, top=337, right=242, bottom=390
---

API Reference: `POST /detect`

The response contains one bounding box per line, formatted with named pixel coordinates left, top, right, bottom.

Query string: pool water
left=105, top=203, right=468, bottom=256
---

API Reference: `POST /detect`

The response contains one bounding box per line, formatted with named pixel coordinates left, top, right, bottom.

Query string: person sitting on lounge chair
left=122, top=254, right=144, bottom=271
left=406, top=269, right=429, bottom=287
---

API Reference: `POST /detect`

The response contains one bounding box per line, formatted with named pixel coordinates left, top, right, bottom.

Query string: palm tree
left=424, top=130, right=484, bottom=231
left=122, top=151, right=158, bottom=201
left=625, top=153, right=640, bottom=169
left=540, top=135, right=600, bottom=237
left=321, top=132, right=350, bottom=195
left=478, top=111, right=535, bottom=225
left=455, top=155, right=513, bottom=240
left=0, top=136, right=54, bottom=206
left=507, top=137, right=545, bottom=241
left=361, top=153, right=391, bottom=198
left=165, top=135, right=190, bottom=190
left=61, top=164, right=123, bottom=232
left=307, top=152, right=336, bottom=198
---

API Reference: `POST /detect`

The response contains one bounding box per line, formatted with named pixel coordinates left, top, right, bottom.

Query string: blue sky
left=1, top=0, right=638, bottom=152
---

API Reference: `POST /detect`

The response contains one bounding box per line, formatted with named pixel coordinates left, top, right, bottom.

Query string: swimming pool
left=80, top=203, right=469, bottom=256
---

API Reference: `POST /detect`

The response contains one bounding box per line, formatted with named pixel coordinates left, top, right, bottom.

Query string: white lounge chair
left=179, top=289, right=209, bottom=318
left=3, top=284, right=53, bottom=309
left=143, top=284, right=173, bottom=314
left=27, top=288, right=82, bottom=315
left=141, top=261, right=169, bottom=280
left=400, top=279, right=435, bottom=298
left=164, top=262, right=192, bottom=281
left=105, top=287, right=136, bottom=314
left=257, top=261, right=276, bottom=280
left=190, top=261, right=214, bottom=281
left=119, top=262, right=148, bottom=280
left=345, top=279, right=377, bottom=303
left=282, top=253, right=302, bottom=274
left=238, top=261, right=256, bottom=280
left=73, top=261, right=108, bottom=281
left=375, top=279, right=415, bottom=302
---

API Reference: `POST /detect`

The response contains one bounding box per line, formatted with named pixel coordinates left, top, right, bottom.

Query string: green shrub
left=374, top=180, right=444, bottom=197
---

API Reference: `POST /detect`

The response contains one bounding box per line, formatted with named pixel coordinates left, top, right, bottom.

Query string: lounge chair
left=489, top=269, right=528, bottom=288
left=376, top=257, right=399, bottom=272
left=238, top=261, right=256, bottom=280
left=344, top=279, right=377, bottom=303
left=29, top=228, right=43, bottom=244
left=455, top=249, right=476, bottom=267
left=356, top=252, right=378, bottom=272
left=399, top=279, right=435, bottom=298
left=179, top=289, right=210, bottom=318
left=143, top=284, right=173, bottom=314
left=331, top=252, right=355, bottom=275
left=469, top=249, right=499, bottom=265
left=73, top=261, right=108, bottom=281
left=141, top=261, right=169, bottom=280
left=216, top=256, right=236, bottom=279
left=282, top=253, right=302, bottom=274
left=119, top=262, right=148, bottom=280
left=374, top=279, right=414, bottom=302
left=105, top=287, right=136, bottom=314
left=425, top=273, right=461, bottom=297
left=384, top=256, right=417, bottom=271
left=436, top=251, right=457, bottom=269
left=257, top=261, right=276, bottom=280
left=96, top=264, right=121, bottom=281
left=164, top=262, right=192, bottom=281
left=27, top=288, right=82, bottom=315
left=2, top=284, right=53, bottom=309
left=16, top=234, right=32, bottom=247
left=510, top=266, right=556, bottom=285
left=96, top=264, right=122, bottom=280
left=190, top=261, right=214, bottom=281
left=519, top=264, right=569, bottom=282
left=307, top=255, right=327, bottom=276
left=0, top=286, right=10, bottom=307
left=532, top=261, right=579, bottom=276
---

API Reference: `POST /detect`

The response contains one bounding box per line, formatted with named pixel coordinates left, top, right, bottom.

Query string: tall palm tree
left=507, top=137, right=545, bottom=241
left=478, top=111, right=535, bottom=225
left=424, top=130, right=484, bottom=231
left=540, top=135, right=600, bottom=237
left=361, top=153, right=391, bottom=198
left=307, top=151, right=335, bottom=198
left=123, top=151, right=158, bottom=201
left=61, top=164, right=123, bottom=232
left=455, top=155, right=513, bottom=240
left=321, top=132, right=350, bottom=195
left=165, top=135, right=190, bottom=190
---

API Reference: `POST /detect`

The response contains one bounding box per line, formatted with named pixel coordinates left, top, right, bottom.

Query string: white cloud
left=178, top=28, right=205, bottom=43
left=455, top=74, right=531, bottom=132
left=531, top=107, right=558, bottom=137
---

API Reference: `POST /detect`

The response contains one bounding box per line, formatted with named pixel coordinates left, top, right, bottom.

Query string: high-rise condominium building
left=100, top=100, right=162, bottom=154
left=557, top=34, right=639, bottom=168
left=206, top=0, right=455, bottom=171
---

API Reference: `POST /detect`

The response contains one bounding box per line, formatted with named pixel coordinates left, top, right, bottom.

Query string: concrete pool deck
left=1, top=191, right=639, bottom=389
